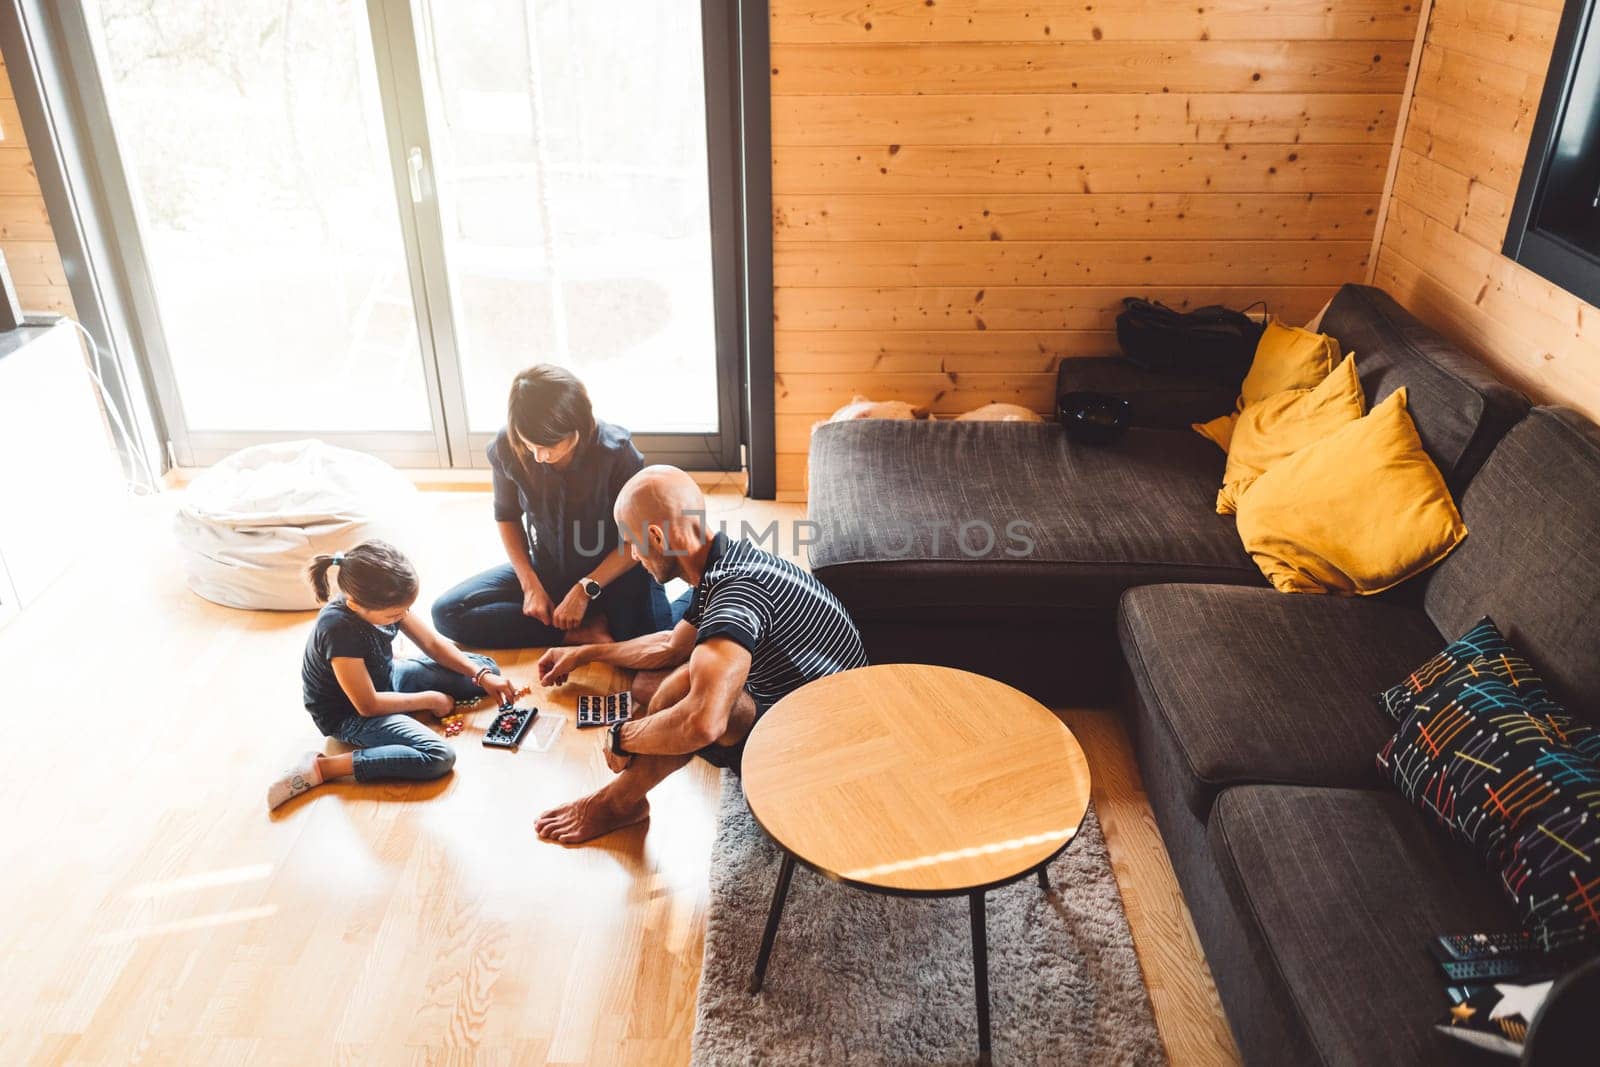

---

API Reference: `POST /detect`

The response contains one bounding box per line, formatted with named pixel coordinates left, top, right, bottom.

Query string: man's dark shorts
left=695, top=697, right=772, bottom=772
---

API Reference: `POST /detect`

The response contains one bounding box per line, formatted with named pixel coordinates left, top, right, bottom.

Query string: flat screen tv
left=1504, top=0, right=1600, bottom=307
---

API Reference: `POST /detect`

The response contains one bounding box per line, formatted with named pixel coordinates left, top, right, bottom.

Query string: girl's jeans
left=333, top=653, right=497, bottom=782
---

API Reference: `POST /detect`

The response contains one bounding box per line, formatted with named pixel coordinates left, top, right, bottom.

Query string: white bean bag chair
left=174, top=439, right=419, bottom=610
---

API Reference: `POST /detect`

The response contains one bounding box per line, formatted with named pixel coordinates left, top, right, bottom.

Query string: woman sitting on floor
left=431, top=364, right=670, bottom=649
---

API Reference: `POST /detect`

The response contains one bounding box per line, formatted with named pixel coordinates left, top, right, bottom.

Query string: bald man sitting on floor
left=533, top=465, right=868, bottom=844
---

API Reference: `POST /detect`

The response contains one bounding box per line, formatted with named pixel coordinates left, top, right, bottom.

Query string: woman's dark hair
left=507, top=364, right=595, bottom=454
left=306, top=540, right=419, bottom=609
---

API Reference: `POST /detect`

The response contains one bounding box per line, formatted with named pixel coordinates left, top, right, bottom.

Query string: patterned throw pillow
left=1378, top=654, right=1561, bottom=860
left=1375, top=619, right=1600, bottom=767
left=1498, top=758, right=1600, bottom=950
left=1378, top=656, right=1600, bottom=950
left=1375, top=617, right=1530, bottom=722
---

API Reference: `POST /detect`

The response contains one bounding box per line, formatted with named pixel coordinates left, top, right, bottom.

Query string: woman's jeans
left=332, top=653, right=496, bottom=783
left=431, top=562, right=669, bottom=649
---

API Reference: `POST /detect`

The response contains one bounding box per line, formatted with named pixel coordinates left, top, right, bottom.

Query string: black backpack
left=1114, top=297, right=1265, bottom=386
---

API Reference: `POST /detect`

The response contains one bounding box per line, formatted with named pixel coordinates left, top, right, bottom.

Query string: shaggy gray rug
left=690, top=771, right=1167, bottom=1066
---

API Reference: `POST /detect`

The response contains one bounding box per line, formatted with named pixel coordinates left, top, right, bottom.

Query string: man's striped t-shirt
left=683, top=532, right=867, bottom=707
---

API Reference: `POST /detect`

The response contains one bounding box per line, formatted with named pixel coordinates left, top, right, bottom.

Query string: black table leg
left=1037, top=866, right=1052, bottom=893
left=970, top=890, right=991, bottom=1064
left=750, top=852, right=796, bottom=994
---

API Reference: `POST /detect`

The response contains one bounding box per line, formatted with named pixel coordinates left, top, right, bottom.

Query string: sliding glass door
left=75, top=0, right=743, bottom=469
left=415, top=0, right=724, bottom=437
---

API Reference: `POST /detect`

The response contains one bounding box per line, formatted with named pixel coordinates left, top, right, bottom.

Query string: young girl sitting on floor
left=268, top=540, right=519, bottom=810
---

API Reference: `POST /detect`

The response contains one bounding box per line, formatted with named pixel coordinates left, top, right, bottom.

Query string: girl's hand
left=522, top=584, right=554, bottom=625
left=552, top=584, right=590, bottom=632
left=479, top=671, right=518, bottom=706
left=419, top=690, right=456, bottom=718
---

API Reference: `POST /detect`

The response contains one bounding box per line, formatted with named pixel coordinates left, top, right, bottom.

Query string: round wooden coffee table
left=740, top=663, right=1092, bottom=1062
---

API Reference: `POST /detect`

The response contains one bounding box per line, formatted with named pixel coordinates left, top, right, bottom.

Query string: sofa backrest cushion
left=1424, top=407, right=1600, bottom=724
left=1321, top=285, right=1529, bottom=494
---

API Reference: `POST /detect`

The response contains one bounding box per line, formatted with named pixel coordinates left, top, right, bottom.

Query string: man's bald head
left=614, top=465, right=710, bottom=584
left=615, top=464, right=705, bottom=529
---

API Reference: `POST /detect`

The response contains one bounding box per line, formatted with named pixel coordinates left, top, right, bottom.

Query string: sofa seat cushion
left=1119, top=583, right=1444, bottom=819
left=1208, top=786, right=1514, bottom=1067
left=807, top=419, right=1262, bottom=622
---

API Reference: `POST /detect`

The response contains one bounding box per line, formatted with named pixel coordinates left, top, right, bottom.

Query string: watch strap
left=608, top=720, right=631, bottom=757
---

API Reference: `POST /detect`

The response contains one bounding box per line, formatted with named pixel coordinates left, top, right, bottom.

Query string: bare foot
left=535, top=790, right=649, bottom=844
left=563, top=618, right=613, bottom=646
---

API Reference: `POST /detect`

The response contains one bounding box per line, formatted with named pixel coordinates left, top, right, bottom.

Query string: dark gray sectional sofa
left=805, top=285, right=1600, bottom=1064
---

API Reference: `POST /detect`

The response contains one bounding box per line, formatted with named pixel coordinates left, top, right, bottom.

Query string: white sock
left=267, top=751, right=325, bottom=811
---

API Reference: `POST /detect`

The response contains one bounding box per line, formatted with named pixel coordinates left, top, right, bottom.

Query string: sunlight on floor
left=0, top=488, right=801, bottom=1065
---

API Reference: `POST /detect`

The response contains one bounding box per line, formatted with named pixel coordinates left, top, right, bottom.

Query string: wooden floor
left=0, top=490, right=1238, bottom=1065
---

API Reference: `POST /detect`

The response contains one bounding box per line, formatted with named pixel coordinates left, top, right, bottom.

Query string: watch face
left=583, top=579, right=602, bottom=599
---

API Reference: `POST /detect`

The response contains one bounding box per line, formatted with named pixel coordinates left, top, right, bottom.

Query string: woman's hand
left=552, top=583, right=590, bottom=632
left=478, top=670, right=519, bottom=706
left=521, top=582, right=554, bottom=625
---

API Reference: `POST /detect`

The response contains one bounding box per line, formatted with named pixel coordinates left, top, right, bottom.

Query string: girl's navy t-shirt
left=301, top=599, right=399, bottom=733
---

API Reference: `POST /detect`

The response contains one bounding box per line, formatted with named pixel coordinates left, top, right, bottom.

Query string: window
left=59, top=0, right=758, bottom=471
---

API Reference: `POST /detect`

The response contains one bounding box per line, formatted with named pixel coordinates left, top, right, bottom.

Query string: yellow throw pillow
left=1216, top=353, right=1365, bottom=514
left=1192, top=412, right=1237, bottom=452
left=1234, top=388, right=1467, bottom=596
left=1189, top=317, right=1339, bottom=453
left=1240, top=318, right=1341, bottom=408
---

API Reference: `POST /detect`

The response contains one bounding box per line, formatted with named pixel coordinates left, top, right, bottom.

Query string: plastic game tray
left=483, top=704, right=538, bottom=749
left=576, top=692, right=631, bottom=729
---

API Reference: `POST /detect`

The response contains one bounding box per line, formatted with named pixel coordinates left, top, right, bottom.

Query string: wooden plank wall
left=1370, top=0, right=1600, bottom=419
left=769, top=0, right=1421, bottom=497
left=0, top=58, right=73, bottom=318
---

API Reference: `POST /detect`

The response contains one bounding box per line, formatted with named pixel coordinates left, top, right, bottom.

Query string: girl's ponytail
left=307, top=554, right=339, bottom=603
left=306, top=541, right=417, bottom=610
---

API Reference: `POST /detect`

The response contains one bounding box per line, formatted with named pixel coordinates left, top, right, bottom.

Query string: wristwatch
left=607, top=720, right=631, bottom=758
left=580, top=577, right=603, bottom=600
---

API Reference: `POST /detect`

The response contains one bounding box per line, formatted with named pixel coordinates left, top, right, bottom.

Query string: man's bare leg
left=536, top=665, right=693, bottom=845
left=538, top=687, right=758, bottom=843
left=629, top=668, right=671, bottom=708
left=535, top=674, right=760, bottom=845
left=703, top=691, right=758, bottom=755
left=638, top=662, right=691, bottom=715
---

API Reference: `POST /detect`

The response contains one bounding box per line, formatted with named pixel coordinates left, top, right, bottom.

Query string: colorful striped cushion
left=1375, top=617, right=1600, bottom=766
left=1378, top=655, right=1600, bottom=950
left=1375, top=617, right=1528, bottom=721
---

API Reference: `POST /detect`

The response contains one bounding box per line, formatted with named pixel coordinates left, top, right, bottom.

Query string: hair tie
left=332, top=553, right=345, bottom=565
